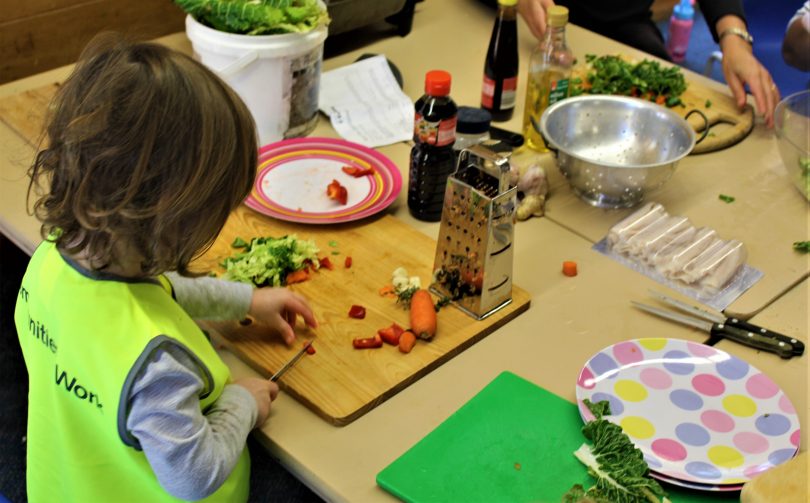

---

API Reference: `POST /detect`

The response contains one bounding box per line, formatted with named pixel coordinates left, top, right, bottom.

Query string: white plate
left=576, top=338, right=800, bottom=487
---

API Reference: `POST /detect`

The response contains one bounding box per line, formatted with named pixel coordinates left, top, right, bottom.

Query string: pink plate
left=245, top=137, right=402, bottom=224
left=576, top=338, right=800, bottom=489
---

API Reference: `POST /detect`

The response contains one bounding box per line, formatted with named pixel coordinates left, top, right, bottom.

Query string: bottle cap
left=547, top=6, right=568, bottom=27
left=457, top=107, right=492, bottom=135
left=497, top=0, right=518, bottom=5
left=425, top=70, right=452, bottom=96
left=673, top=0, right=694, bottom=21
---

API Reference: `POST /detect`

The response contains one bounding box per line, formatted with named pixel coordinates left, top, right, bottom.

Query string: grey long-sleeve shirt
left=125, top=273, right=256, bottom=500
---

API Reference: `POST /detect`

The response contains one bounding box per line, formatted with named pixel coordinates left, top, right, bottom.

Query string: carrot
left=409, top=289, right=437, bottom=340
left=399, top=330, right=417, bottom=353
left=285, top=269, right=310, bottom=284
left=562, top=261, right=578, bottom=277
left=655, top=94, right=666, bottom=106
left=378, top=284, right=397, bottom=298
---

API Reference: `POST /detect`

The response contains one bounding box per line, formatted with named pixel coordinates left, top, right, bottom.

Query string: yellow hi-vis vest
left=15, top=241, right=250, bottom=502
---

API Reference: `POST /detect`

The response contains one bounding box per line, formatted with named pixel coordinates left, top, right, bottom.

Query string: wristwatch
left=719, top=27, right=754, bottom=45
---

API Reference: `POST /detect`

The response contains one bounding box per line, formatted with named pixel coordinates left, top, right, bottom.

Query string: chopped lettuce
left=563, top=399, right=668, bottom=503
left=175, top=0, right=329, bottom=35
left=220, top=235, right=320, bottom=286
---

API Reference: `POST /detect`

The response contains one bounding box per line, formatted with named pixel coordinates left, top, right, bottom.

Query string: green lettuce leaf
left=220, top=234, right=320, bottom=286
left=175, top=0, right=329, bottom=35
left=562, top=399, right=668, bottom=503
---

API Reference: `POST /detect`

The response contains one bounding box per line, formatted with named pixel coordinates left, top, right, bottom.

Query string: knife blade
left=648, top=290, right=805, bottom=356
left=631, top=302, right=795, bottom=359
left=270, top=341, right=313, bottom=382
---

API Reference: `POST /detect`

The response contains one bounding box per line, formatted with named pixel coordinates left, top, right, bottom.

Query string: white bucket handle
left=213, top=50, right=259, bottom=78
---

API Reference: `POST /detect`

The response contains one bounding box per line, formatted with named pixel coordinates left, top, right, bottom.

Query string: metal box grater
left=430, top=144, right=517, bottom=320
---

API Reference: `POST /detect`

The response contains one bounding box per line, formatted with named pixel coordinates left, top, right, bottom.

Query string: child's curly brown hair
left=28, top=33, right=257, bottom=278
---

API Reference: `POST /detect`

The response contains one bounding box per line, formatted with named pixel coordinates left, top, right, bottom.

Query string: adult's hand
left=516, top=0, right=555, bottom=39
left=717, top=17, right=780, bottom=127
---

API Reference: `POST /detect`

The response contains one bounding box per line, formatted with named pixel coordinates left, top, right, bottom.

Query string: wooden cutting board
left=196, top=211, right=531, bottom=426
left=678, top=83, right=755, bottom=155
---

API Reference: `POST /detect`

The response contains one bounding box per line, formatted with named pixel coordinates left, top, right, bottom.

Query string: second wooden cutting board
left=197, top=210, right=531, bottom=426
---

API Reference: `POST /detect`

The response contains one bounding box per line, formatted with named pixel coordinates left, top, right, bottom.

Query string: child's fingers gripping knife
left=234, top=377, right=280, bottom=428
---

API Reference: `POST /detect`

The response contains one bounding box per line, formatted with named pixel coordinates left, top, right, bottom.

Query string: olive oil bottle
left=522, top=6, right=574, bottom=151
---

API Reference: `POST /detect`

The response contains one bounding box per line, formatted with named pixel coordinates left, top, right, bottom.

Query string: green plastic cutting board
left=376, top=371, right=590, bottom=502
left=376, top=371, right=740, bottom=503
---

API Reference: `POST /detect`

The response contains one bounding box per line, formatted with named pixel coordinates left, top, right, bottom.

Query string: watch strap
left=719, top=27, right=754, bottom=45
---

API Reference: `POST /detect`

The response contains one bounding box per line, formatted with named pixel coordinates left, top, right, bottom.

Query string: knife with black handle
left=632, top=302, right=796, bottom=359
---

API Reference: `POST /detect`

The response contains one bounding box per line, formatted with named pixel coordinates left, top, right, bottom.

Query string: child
left=15, top=33, right=317, bottom=502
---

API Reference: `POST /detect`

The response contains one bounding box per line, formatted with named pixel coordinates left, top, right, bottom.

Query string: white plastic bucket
left=185, top=14, right=328, bottom=145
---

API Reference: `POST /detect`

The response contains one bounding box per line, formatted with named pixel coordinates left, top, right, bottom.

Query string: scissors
left=632, top=291, right=803, bottom=359
left=270, top=341, right=313, bottom=382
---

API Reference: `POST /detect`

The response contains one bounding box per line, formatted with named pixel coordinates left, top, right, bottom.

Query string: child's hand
left=248, top=288, right=318, bottom=346
left=234, top=377, right=279, bottom=428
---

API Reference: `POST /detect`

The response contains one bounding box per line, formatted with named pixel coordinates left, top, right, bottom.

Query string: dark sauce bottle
left=408, top=70, right=458, bottom=222
left=481, top=0, right=519, bottom=122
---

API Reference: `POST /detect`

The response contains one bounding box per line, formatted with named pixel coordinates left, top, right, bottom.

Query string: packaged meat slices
left=594, top=202, right=763, bottom=310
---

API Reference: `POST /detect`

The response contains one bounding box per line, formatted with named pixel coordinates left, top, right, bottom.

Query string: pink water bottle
left=667, top=0, right=694, bottom=63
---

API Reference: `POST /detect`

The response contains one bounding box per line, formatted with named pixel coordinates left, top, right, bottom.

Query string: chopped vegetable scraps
left=570, top=54, right=687, bottom=108
left=563, top=399, right=667, bottom=503
left=793, top=241, right=810, bottom=253
left=221, top=235, right=320, bottom=287
left=174, top=0, right=329, bottom=35
left=718, top=194, right=736, bottom=203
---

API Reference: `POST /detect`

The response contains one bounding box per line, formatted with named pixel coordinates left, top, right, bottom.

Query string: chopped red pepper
left=352, top=334, right=382, bottom=349
left=348, top=304, right=366, bottom=319
left=326, top=179, right=348, bottom=205
left=319, top=256, right=334, bottom=270
left=377, top=322, right=405, bottom=345
left=344, top=256, right=352, bottom=269
left=304, top=342, right=316, bottom=355
left=341, top=165, right=375, bottom=177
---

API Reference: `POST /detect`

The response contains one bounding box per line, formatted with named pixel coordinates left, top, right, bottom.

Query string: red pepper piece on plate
left=352, top=334, right=382, bottom=349
left=327, top=179, right=348, bottom=205
left=348, top=304, right=366, bottom=319
left=344, top=256, right=352, bottom=269
left=319, top=256, right=334, bottom=270
left=341, top=166, right=375, bottom=177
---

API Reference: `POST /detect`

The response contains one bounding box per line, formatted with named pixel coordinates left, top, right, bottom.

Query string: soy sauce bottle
left=481, top=0, right=519, bottom=122
left=408, top=70, right=458, bottom=222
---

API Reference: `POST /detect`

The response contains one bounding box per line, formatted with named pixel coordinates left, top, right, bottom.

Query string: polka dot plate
left=245, top=137, right=402, bottom=224
left=576, top=338, right=800, bottom=487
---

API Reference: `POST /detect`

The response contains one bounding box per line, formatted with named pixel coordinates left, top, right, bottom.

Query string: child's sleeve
left=125, top=342, right=257, bottom=500
left=165, top=272, right=253, bottom=320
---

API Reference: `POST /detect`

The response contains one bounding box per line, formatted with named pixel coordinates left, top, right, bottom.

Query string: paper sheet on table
left=318, top=55, right=413, bottom=148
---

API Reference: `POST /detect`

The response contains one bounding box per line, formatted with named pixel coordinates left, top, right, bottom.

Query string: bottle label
left=548, top=78, right=569, bottom=105
left=481, top=75, right=517, bottom=110
left=501, top=76, right=517, bottom=109
left=414, top=113, right=457, bottom=147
